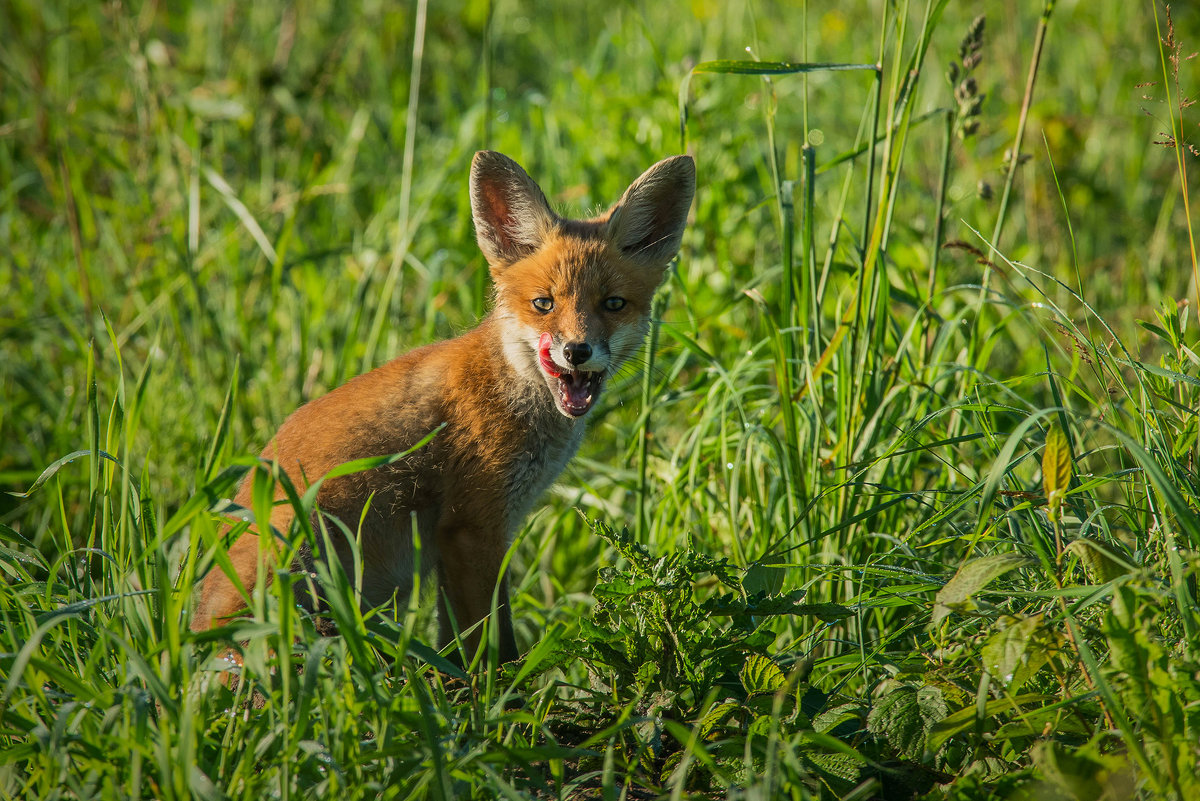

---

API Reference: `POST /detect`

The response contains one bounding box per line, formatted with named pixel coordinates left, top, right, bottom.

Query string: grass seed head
left=947, top=15, right=988, bottom=141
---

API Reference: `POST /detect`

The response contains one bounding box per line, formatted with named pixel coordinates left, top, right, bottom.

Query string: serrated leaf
left=866, top=683, right=948, bottom=761
left=748, top=714, right=774, bottom=737
left=743, top=561, right=785, bottom=596
left=1043, top=423, right=1072, bottom=516
left=594, top=576, right=656, bottom=599
left=698, top=701, right=741, bottom=740
left=812, top=703, right=864, bottom=734
left=797, top=602, right=855, bottom=623
left=802, top=749, right=864, bottom=784
left=635, top=659, right=661, bottom=687
left=740, top=653, right=785, bottom=694
left=932, top=554, right=1035, bottom=627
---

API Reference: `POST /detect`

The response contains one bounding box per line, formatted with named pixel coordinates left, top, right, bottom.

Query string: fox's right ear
left=470, top=151, right=557, bottom=267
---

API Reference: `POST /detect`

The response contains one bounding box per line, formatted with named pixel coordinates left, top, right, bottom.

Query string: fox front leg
left=435, top=523, right=518, bottom=665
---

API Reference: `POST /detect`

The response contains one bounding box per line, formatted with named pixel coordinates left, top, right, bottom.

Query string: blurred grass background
left=5, top=0, right=1191, bottom=510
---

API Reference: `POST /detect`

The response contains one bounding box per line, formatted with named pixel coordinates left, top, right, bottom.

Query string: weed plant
left=2, top=0, right=1199, bottom=798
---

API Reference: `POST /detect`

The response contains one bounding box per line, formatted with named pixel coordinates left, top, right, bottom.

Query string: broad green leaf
left=740, top=653, right=785, bottom=694
left=698, top=701, right=741, bottom=740
left=932, top=554, right=1035, bottom=626
left=743, top=560, right=785, bottom=596
left=798, top=732, right=867, bottom=782
left=982, top=615, right=1053, bottom=691
left=1032, top=740, right=1134, bottom=801
left=1043, top=423, right=1072, bottom=515
left=1066, top=538, right=1133, bottom=584
left=866, top=682, right=948, bottom=761
left=812, top=703, right=864, bottom=735
left=747, top=714, right=774, bottom=736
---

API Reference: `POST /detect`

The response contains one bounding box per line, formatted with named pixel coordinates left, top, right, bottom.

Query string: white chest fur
left=503, top=418, right=585, bottom=534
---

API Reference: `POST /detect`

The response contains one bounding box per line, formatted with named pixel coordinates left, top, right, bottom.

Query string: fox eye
left=603, top=297, right=626, bottom=312
left=532, top=297, right=554, bottom=313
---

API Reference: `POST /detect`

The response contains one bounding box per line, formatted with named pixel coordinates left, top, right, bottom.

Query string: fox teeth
left=560, top=389, right=593, bottom=403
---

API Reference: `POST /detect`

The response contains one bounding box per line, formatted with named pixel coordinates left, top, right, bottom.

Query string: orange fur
left=191, top=151, right=696, bottom=664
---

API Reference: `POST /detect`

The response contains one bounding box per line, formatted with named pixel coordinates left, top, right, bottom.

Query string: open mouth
left=537, top=332, right=603, bottom=417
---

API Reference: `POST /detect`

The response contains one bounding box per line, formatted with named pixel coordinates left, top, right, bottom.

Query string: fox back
left=192, top=151, right=696, bottom=664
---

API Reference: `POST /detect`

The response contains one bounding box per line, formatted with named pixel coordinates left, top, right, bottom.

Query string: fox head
left=470, top=150, right=696, bottom=418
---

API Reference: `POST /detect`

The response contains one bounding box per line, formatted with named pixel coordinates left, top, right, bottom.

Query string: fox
left=191, top=150, right=696, bottom=664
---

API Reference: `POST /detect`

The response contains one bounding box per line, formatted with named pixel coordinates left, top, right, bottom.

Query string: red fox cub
left=192, top=151, right=696, bottom=663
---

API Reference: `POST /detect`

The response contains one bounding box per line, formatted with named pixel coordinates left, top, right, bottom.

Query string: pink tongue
left=538, top=331, right=553, bottom=351
left=563, top=372, right=591, bottom=408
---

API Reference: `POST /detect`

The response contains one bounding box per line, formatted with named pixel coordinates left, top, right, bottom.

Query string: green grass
left=3, top=0, right=1200, bottom=798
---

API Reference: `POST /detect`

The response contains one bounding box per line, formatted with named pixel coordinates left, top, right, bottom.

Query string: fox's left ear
left=606, top=155, right=696, bottom=268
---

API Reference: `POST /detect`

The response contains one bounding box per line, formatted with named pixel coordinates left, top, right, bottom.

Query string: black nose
left=563, top=341, right=592, bottom=366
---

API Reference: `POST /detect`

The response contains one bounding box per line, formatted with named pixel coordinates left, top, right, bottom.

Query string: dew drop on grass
left=726, top=463, right=734, bottom=470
